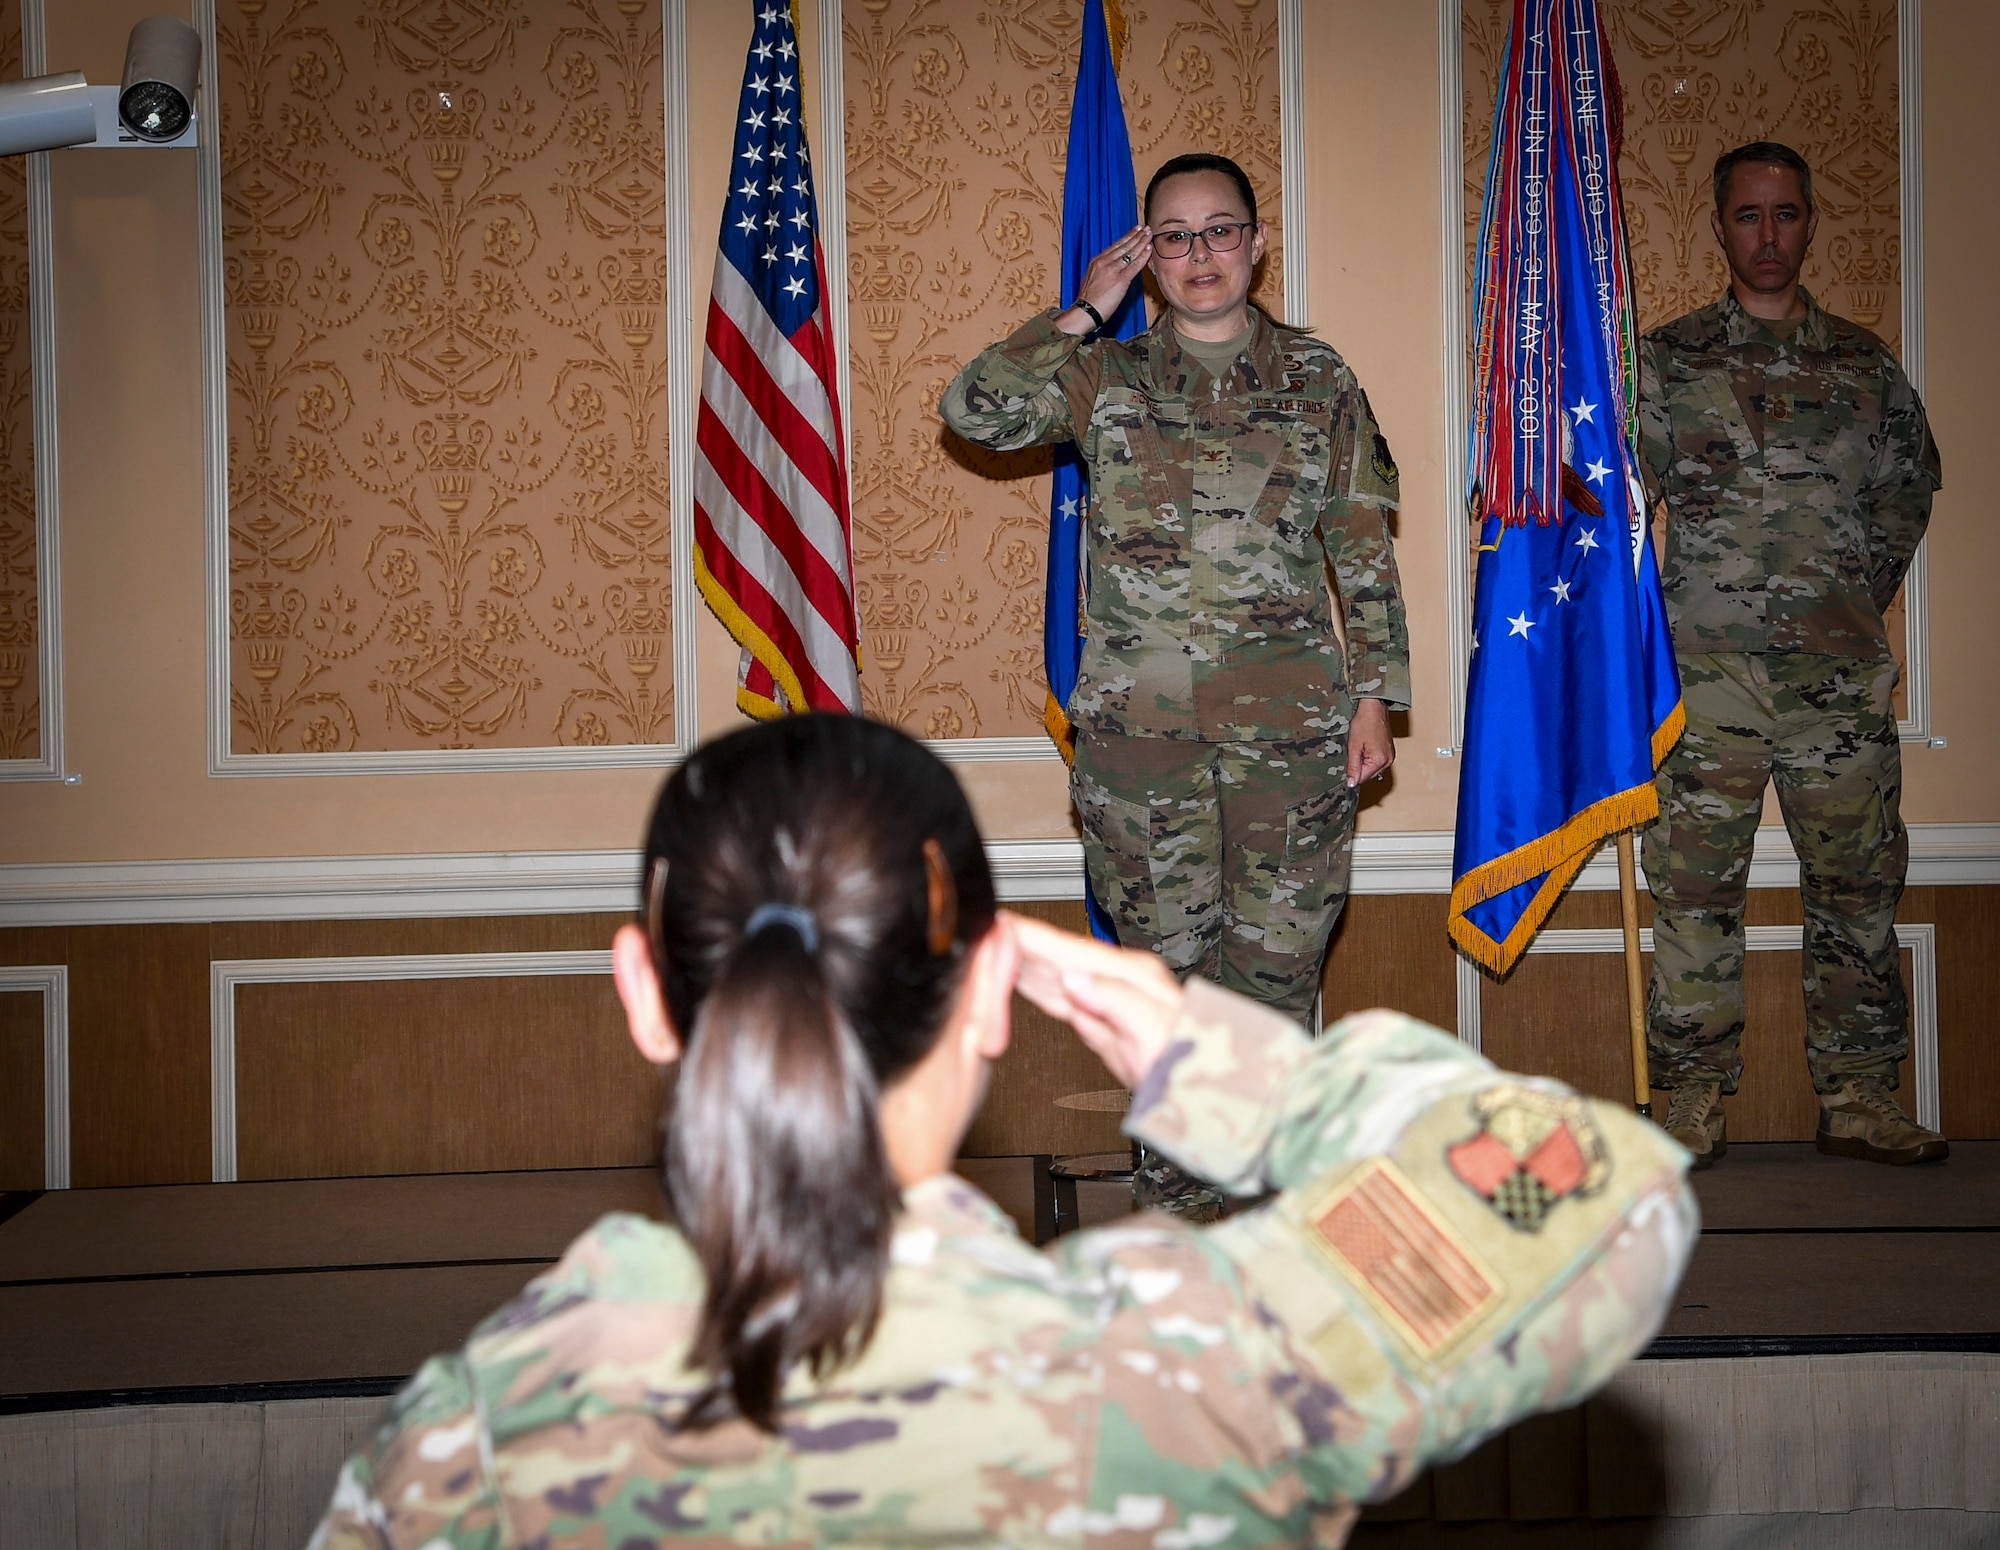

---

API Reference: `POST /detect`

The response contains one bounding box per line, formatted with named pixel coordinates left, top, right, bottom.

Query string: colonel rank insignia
left=1447, top=1086, right=1609, bottom=1231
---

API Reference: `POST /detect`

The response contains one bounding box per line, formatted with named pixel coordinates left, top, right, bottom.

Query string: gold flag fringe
left=1043, top=690, right=1078, bottom=766
left=695, top=549, right=810, bottom=722
left=1448, top=700, right=1687, bottom=975
left=1450, top=779, right=1659, bottom=913
left=1447, top=844, right=1598, bottom=975
left=1103, top=0, right=1127, bottom=73
left=1652, top=697, right=1687, bottom=765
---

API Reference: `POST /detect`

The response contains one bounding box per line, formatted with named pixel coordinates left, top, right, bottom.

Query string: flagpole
left=1615, top=830, right=1650, bottom=1116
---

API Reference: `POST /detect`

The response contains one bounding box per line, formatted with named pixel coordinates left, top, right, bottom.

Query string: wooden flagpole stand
left=1615, top=830, right=1651, bottom=1116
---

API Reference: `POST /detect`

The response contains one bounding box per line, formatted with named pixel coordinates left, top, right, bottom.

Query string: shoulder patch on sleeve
left=1350, top=386, right=1397, bottom=494
left=1370, top=432, right=1397, bottom=486
left=1306, top=1157, right=1502, bottom=1359
left=1447, top=1085, right=1610, bottom=1233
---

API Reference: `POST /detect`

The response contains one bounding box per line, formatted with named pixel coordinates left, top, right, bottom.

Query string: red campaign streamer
left=1470, top=0, right=1641, bottom=532
left=1556, top=0, right=1643, bottom=512
left=1470, top=0, right=1560, bottom=529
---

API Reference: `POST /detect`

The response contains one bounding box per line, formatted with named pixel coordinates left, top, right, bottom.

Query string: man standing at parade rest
left=1639, top=141, right=1945, bottom=1169
left=942, top=155, right=1408, bottom=1217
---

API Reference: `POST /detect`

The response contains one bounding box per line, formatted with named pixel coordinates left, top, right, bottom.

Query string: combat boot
left=1660, top=1079, right=1726, bottom=1169
left=1817, top=1076, right=1950, bottom=1165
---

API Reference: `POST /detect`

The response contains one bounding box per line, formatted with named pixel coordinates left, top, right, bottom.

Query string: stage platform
left=1, top=1146, right=1996, bottom=1545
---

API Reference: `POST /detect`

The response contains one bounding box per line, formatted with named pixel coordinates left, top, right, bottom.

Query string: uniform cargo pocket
left=1072, top=765, right=1159, bottom=927
left=1262, top=779, right=1356, bottom=956
left=1072, top=744, right=1220, bottom=968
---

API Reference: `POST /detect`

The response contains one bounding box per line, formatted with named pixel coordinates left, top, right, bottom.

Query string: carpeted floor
left=1, top=1144, right=1993, bottom=1406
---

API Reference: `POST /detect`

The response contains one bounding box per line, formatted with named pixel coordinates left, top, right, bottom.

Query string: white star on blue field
left=721, top=5, right=822, bottom=335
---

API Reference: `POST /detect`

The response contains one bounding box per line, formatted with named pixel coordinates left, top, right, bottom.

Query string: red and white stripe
left=693, top=252, right=860, bottom=713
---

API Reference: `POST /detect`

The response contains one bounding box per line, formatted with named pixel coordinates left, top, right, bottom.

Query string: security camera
left=0, top=15, right=202, bottom=156
left=0, top=72, right=94, bottom=157
left=119, top=16, right=201, bottom=143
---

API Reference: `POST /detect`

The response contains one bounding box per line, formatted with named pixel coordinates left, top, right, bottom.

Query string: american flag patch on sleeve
left=1310, top=1158, right=1502, bottom=1358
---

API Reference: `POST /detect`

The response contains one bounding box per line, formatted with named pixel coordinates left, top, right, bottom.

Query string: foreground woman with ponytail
left=313, top=716, right=1695, bottom=1549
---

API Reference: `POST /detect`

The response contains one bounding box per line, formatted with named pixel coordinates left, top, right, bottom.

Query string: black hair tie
left=743, top=902, right=820, bottom=954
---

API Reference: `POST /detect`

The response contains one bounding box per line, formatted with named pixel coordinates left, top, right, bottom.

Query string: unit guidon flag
left=1449, top=0, right=1683, bottom=973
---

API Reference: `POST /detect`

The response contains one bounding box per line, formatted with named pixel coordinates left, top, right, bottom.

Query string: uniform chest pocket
left=1088, top=387, right=1192, bottom=542
left=1091, top=386, right=1182, bottom=469
left=1230, top=397, right=1330, bottom=526
left=1666, top=367, right=1756, bottom=479
left=1783, top=366, right=1880, bottom=470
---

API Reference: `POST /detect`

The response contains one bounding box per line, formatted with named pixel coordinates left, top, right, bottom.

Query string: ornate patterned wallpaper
left=0, top=0, right=37, bottom=763
left=1462, top=0, right=1902, bottom=346
left=218, top=0, right=672, bottom=754
left=843, top=0, right=1285, bottom=740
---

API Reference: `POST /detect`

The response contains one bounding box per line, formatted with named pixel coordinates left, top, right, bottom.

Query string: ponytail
left=642, top=714, right=997, bottom=1432
left=666, top=922, right=897, bottom=1430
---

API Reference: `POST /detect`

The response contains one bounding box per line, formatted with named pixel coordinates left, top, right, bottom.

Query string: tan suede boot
left=1661, top=1079, right=1726, bottom=1170
left=1817, top=1076, right=1950, bottom=1165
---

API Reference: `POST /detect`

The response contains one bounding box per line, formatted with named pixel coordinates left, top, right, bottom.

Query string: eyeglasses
left=1151, top=222, right=1255, bottom=259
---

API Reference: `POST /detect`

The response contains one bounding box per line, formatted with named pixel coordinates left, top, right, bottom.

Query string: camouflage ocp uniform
left=1637, top=289, right=1941, bottom=1093
left=940, top=307, right=1410, bottom=1028
left=311, top=981, right=1694, bottom=1549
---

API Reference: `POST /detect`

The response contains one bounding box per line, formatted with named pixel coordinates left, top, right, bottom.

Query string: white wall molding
left=0, top=0, right=65, bottom=783
left=1376, top=821, right=1999, bottom=896
left=4, top=850, right=652, bottom=926
left=661, top=0, right=702, bottom=760
left=5, top=823, right=1994, bottom=926
left=1894, top=0, right=1930, bottom=742
left=1450, top=819, right=2000, bottom=897
left=815, top=0, right=853, bottom=519
left=1898, top=0, right=1925, bottom=400
left=1278, top=0, right=1306, bottom=327
left=0, top=964, right=68, bottom=1189
left=926, top=737, right=1064, bottom=765
left=0, top=838, right=1077, bottom=923
left=1455, top=923, right=1939, bottom=1129
left=1454, top=951, right=1483, bottom=1052
left=1437, top=0, right=1471, bottom=751
left=209, top=950, right=611, bottom=1182
left=986, top=839, right=1087, bottom=901
left=191, top=0, right=701, bottom=776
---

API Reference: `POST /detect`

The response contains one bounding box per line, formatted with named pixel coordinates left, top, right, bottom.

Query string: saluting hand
left=1057, top=225, right=1153, bottom=336
left=1007, top=912, right=1183, bottom=1089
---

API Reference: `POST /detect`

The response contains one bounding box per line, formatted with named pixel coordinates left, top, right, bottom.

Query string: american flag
left=693, top=2, right=860, bottom=717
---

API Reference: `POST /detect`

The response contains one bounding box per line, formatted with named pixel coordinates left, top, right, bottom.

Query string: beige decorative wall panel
left=842, top=0, right=1285, bottom=741
left=216, top=0, right=674, bottom=755
left=1462, top=0, right=1901, bottom=345
left=0, top=0, right=37, bottom=764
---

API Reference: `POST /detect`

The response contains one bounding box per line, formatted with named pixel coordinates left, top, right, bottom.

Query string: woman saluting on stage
left=943, top=153, right=1410, bottom=1217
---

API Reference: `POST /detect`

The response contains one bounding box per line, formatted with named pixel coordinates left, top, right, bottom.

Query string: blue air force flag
left=1051, top=0, right=1139, bottom=944
left=1045, top=0, right=1142, bottom=760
